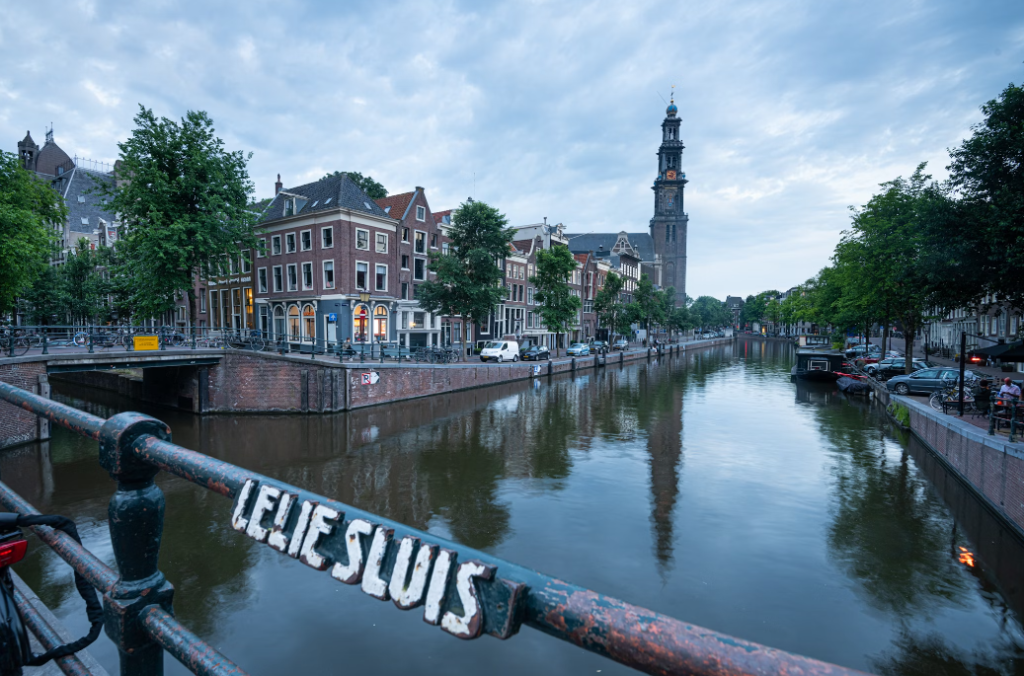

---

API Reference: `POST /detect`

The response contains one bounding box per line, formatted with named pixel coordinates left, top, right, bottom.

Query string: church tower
left=649, top=96, right=688, bottom=305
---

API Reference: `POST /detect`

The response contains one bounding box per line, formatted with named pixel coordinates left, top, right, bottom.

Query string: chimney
left=415, top=186, right=424, bottom=193
left=543, top=217, right=547, bottom=225
left=275, top=174, right=283, bottom=195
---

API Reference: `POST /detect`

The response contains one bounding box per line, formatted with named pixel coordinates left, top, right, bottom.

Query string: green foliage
left=946, top=82, right=1024, bottom=308
left=594, top=271, right=626, bottom=338
left=21, top=239, right=123, bottom=324
left=531, top=246, right=582, bottom=353
left=321, top=171, right=387, bottom=200
left=626, top=274, right=663, bottom=339
left=887, top=402, right=910, bottom=428
left=106, top=106, right=256, bottom=323
left=0, top=150, right=64, bottom=315
left=417, top=199, right=514, bottom=335
left=690, top=295, right=730, bottom=330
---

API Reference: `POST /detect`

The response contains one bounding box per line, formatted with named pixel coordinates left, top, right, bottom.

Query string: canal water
left=2, top=339, right=1024, bottom=675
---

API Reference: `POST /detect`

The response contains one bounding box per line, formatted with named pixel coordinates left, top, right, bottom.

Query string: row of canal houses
left=176, top=172, right=644, bottom=352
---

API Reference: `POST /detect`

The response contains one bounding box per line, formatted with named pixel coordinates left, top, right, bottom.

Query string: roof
left=35, top=138, right=73, bottom=177
left=511, top=239, right=534, bottom=255
left=258, top=173, right=391, bottom=224
left=573, top=253, right=589, bottom=265
left=433, top=209, right=452, bottom=225
left=375, top=191, right=416, bottom=220
left=62, top=168, right=117, bottom=235
left=565, top=232, right=656, bottom=262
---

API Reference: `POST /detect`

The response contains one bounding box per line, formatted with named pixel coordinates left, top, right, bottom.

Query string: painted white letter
left=286, top=500, right=315, bottom=558
left=441, top=560, right=496, bottom=639
left=266, top=492, right=296, bottom=552
left=245, top=484, right=281, bottom=542
left=422, top=548, right=456, bottom=625
left=390, top=537, right=437, bottom=610
left=299, top=504, right=340, bottom=570
left=330, top=519, right=373, bottom=584
left=360, top=526, right=395, bottom=600
left=230, top=479, right=256, bottom=532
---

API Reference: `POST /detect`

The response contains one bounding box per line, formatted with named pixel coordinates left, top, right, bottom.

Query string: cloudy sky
left=2, top=1, right=1021, bottom=299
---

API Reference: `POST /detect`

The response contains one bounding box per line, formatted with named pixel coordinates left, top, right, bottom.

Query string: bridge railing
left=0, top=381, right=871, bottom=676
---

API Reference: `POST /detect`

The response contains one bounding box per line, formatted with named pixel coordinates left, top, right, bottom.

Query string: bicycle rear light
left=0, top=539, right=27, bottom=568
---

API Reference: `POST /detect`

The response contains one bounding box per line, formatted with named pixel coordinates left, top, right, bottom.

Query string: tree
left=107, top=106, right=256, bottom=327
left=321, top=171, right=387, bottom=200
left=690, top=296, right=730, bottom=332
left=0, top=150, right=64, bottom=316
left=626, top=274, right=664, bottom=345
left=946, top=82, right=1024, bottom=307
left=416, top=199, right=514, bottom=350
left=594, top=271, right=625, bottom=340
left=531, top=246, right=582, bottom=356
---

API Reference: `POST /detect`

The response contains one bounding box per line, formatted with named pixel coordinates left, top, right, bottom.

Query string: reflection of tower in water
left=646, top=380, right=684, bottom=572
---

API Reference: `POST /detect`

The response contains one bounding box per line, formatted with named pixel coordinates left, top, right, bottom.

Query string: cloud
left=1, top=0, right=1021, bottom=298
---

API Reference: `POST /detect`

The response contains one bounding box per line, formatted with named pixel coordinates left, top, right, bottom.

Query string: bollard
left=620, top=352, right=624, bottom=365
left=547, top=360, right=553, bottom=376
left=99, top=412, right=175, bottom=675
left=571, top=357, right=576, bottom=372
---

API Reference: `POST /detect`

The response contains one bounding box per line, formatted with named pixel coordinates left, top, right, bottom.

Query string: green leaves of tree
left=0, top=150, right=64, bottom=315
left=531, top=246, right=582, bottom=351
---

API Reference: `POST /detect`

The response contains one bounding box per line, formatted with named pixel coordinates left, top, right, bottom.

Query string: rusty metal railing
left=0, top=381, right=872, bottom=676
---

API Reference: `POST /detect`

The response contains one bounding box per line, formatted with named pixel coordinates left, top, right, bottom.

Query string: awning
left=996, top=343, right=1024, bottom=361
left=970, top=341, right=1020, bottom=358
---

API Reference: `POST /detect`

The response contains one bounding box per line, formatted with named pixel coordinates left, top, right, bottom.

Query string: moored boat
left=790, top=350, right=846, bottom=383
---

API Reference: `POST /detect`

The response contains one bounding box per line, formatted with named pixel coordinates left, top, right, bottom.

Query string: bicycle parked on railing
left=929, top=373, right=977, bottom=412
left=226, top=329, right=266, bottom=351
left=0, top=328, right=29, bottom=357
left=159, top=327, right=187, bottom=348
left=0, top=512, right=103, bottom=676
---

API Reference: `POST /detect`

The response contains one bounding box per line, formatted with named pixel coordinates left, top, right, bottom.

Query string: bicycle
left=0, top=328, right=29, bottom=357
left=930, top=375, right=977, bottom=413
left=226, top=329, right=266, bottom=351
left=159, top=327, right=186, bottom=348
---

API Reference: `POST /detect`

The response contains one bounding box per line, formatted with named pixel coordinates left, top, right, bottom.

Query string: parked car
left=886, top=367, right=980, bottom=395
left=520, top=345, right=550, bottom=361
left=845, top=344, right=881, bottom=359
left=566, top=342, right=591, bottom=356
left=479, top=340, right=520, bottom=362
left=865, top=358, right=937, bottom=378
left=590, top=340, right=610, bottom=354
left=612, top=339, right=629, bottom=350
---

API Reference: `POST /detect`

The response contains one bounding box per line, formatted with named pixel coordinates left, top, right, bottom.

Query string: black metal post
left=99, top=412, right=175, bottom=675
left=41, top=331, right=48, bottom=355
left=88, top=326, right=95, bottom=354
left=959, top=331, right=967, bottom=416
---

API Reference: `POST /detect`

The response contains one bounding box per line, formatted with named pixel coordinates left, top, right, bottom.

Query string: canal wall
left=897, top=394, right=1024, bottom=539
left=0, top=361, right=50, bottom=450
left=204, top=338, right=732, bottom=414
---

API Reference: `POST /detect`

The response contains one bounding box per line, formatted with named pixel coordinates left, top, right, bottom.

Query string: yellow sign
left=134, top=335, right=160, bottom=351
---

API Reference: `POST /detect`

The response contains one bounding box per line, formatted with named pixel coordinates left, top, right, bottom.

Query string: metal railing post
left=99, top=411, right=175, bottom=675
left=88, top=325, right=95, bottom=354
left=41, top=331, right=48, bottom=355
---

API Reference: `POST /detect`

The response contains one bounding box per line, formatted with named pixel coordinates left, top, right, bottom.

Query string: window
left=271, top=235, right=282, bottom=256
left=414, top=231, right=426, bottom=254
left=401, top=282, right=409, bottom=300
left=442, top=242, right=449, bottom=255
left=273, top=266, right=283, bottom=292
left=257, top=238, right=266, bottom=258
left=285, top=233, right=296, bottom=253
left=288, top=305, right=300, bottom=337
left=322, top=226, right=333, bottom=249
left=376, top=232, right=388, bottom=253
left=430, top=234, right=437, bottom=248
left=258, top=268, right=268, bottom=293
left=241, top=251, right=251, bottom=273
left=284, top=199, right=294, bottom=217
left=303, top=304, right=316, bottom=339
left=274, top=306, right=285, bottom=337
left=200, top=290, right=206, bottom=312
left=411, top=312, right=425, bottom=329
left=300, top=230, right=312, bottom=251
left=356, top=229, right=369, bottom=250
left=323, top=260, right=335, bottom=289
left=374, top=306, right=388, bottom=341
left=416, top=206, right=426, bottom=221
left=414, top=258, right=426, bottom=281
left=356, top=262, right=368, bottom=290
left=401, top=255, right=410, bottom=269
left=353, top=304, right=369, bottom=342
left=375, top=264, right=388, bottom=291
left=528, top=288, right=534, bottom=305
left=287, top=264, right=298, bottom=291
left=402, top=227, right=409, bottom=242
left=302, top=262, right=313, bottom=290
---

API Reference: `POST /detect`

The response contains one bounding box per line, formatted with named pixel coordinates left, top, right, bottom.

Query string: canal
left=2, top=339, right=1023, bottom=675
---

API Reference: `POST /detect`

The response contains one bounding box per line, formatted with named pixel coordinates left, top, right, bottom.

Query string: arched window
left=373, top=306, right=388, bottom=342
left=288, top=305, right=300, bottom=339
left=273, top=306, right=285, bottom=338
left=302, top=304, right=316, bottom=340
left=353, top=304, right=369, bottom=343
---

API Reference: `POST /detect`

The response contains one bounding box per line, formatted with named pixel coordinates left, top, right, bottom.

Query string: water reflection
left=1, top=342, right=1023, bottom=675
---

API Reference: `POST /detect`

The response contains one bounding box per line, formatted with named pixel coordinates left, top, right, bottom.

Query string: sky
left=1, top=0, right=1022, bottom=300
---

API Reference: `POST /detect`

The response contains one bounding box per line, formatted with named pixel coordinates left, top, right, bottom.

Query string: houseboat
left=790, top=350, right=847, bottom=383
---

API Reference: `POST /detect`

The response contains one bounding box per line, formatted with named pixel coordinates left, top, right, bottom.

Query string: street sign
left=327, top=313, right=337, bottom=322
left=361, top=372, right=380, bottom=385
left=532, top=365, right=541, bottom=376
left=134, top=335, right=159, bottom=351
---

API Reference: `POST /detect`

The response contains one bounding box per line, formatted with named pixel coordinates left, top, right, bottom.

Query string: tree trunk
left=187, top=285, right=197, bottom=341
left=905, top=328, right=915, bottom=375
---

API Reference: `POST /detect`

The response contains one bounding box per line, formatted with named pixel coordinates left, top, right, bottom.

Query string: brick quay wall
left=897, top=394, right=1024, bottom=539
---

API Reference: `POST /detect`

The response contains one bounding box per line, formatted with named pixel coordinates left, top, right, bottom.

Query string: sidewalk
left=882, top=337, right=1024, bottom=380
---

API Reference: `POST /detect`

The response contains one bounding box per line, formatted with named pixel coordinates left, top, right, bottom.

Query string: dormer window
left=284, top=199, right=294, bottom=217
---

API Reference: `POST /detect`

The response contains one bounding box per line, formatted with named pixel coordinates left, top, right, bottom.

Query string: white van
left=480, top=340, right=519, bottom=363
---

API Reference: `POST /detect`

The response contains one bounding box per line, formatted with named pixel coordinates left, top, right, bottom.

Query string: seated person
left=998, top=377, right=1021, bottom=400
